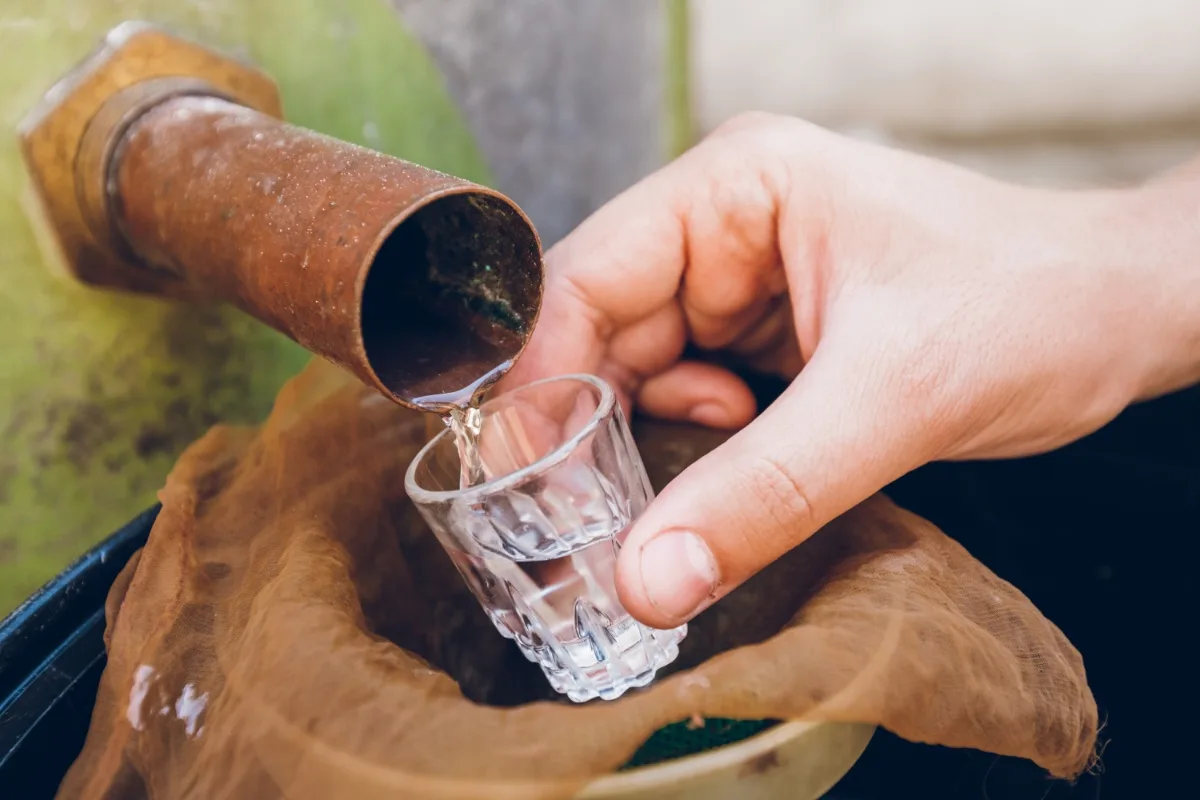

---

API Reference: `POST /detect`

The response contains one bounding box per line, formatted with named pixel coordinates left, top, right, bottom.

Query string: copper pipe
left=98, top=92, right=543, bottom=410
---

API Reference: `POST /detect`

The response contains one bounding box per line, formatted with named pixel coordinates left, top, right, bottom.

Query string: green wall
left=0, top=0, right=490, bottom=613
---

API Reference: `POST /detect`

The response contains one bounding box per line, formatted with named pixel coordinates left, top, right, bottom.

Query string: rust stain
left=738, top=750, right=782, bottom=778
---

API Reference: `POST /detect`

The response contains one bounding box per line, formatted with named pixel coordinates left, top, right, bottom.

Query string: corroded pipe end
left=359, top=189, right=544, bottom=407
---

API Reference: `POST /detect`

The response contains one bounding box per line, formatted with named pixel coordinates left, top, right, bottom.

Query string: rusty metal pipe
left=19, top=23, right=543, bottom=410
left=99, top=93, right=542, bottom=409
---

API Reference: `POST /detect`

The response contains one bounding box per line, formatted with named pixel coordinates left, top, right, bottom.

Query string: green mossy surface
left=0, top=0, right=491, bottom=614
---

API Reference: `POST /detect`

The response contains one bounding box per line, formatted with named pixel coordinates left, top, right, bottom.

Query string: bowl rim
left=579, top=718, right=867, bottom=795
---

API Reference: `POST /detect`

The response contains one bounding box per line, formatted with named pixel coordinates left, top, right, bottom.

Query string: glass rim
left=403, top=372, right=617, bottom=504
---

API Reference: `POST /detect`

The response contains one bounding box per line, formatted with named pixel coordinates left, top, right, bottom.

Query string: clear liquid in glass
left=443, top=469, right=686, bottom=702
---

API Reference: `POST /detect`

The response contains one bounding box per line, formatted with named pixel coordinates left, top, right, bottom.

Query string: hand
left=503, top=112, right=1200, bottom=628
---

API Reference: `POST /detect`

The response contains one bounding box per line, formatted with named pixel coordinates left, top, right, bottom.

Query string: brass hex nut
left=18, top=21, right=282, bottom=295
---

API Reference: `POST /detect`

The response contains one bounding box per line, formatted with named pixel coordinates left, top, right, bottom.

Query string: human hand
left=503, top=113, right=1200, bottom=628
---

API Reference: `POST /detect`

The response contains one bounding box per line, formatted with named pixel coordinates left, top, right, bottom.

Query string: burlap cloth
left=57, top=360, right=1097, bottom=799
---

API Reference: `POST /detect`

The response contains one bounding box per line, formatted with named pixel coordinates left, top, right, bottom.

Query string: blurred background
left=691, top=0, right=1200, bottom=186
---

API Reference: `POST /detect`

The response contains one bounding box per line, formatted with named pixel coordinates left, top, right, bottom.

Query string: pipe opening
left=361, top=192, right=543, bottom=407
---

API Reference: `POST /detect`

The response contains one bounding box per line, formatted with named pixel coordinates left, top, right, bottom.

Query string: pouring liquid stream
left=410, top=360, right=512, bottom=490
left=446, top=406, right=484, bottom=489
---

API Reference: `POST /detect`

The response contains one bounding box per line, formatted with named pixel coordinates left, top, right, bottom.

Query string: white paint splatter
left=126, top=665, right=156, bottom=731
left=174, top=684, right=209, bottom=738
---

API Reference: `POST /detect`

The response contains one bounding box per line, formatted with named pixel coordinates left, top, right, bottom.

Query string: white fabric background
left=692, top=0, right=1200, bottom=186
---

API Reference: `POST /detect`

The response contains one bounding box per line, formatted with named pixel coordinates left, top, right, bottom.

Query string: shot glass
left=404, top=374, right=686, bottom=702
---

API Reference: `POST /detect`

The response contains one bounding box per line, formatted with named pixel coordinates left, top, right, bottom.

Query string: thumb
left=615, top=342, right=927, bottom=628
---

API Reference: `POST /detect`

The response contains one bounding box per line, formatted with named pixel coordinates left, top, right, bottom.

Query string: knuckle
left=697, top=114, right=825, bottom=221
left=696, top=167, right=780, bottom=263
left=736, top=454, right=816, bottom=539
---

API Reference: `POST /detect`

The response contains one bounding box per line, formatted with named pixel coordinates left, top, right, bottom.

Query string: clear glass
left=404, top=374, right=686, bottom=702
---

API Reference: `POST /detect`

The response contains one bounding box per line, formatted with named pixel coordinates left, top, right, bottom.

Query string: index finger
left=504, top=115, right=799, bottom=389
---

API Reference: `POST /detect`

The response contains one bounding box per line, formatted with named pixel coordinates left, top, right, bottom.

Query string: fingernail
left=688, top=403, right=729, bottom=428
left=638, top=531, right=719, bottom=622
